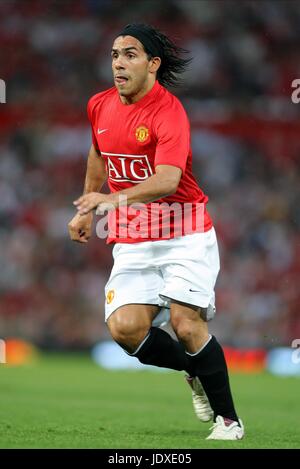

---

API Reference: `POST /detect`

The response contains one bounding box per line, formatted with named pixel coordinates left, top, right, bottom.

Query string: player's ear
left=149, top=56, right=161, bottom=74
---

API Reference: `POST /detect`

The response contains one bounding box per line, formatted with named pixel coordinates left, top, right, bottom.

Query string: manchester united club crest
left=106, top=289, right=115, bottom=304
left=135, top=125, right=149, bottom=143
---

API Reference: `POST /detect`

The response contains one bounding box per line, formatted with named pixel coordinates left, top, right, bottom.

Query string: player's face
left=111, top=36, right=153, bottom=102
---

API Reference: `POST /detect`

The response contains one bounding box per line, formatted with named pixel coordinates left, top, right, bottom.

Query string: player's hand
left=73, top=192, right=113, bottom=215
left=68, top=212, right=93, bottom=243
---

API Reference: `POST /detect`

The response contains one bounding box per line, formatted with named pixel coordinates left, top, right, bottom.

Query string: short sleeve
left=154, top=98, right=190, bottom=173
left=87, top=97, right=99, bottom=151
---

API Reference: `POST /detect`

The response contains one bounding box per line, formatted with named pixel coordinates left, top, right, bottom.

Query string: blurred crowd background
left=0, top=0, right=299, bottom=350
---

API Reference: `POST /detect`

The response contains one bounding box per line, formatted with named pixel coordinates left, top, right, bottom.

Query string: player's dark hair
left=117, top=23, right=192, bottom=88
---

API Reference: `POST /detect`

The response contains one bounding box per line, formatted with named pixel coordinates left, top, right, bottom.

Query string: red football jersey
left=87, top=80, right=212, bottom=243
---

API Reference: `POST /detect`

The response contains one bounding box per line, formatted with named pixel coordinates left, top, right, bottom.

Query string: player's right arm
left=68, top=144, right=107, bottom=243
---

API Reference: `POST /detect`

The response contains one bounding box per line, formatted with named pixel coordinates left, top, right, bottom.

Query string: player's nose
left=114, top=56, right=126, bottom=70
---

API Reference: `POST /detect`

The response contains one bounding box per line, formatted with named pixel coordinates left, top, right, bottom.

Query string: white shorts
left=104, top=228, right=220, bottom=324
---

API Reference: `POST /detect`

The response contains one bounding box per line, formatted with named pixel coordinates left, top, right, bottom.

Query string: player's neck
left=119, top=78, right=156, bottom=105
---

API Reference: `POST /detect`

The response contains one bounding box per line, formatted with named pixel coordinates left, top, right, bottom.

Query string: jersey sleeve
left=87, top=97, right=99, bottom=151
left=154, top=98, right=190, bottom=173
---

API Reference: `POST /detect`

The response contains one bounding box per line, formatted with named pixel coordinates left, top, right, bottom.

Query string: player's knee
left=172, top=318, right=195, bottom=343
left=107, top=312, right=149, bottom=351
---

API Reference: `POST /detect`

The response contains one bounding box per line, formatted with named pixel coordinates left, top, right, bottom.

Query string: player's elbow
left=155, top=178, right=179, bottom=198
left=155, top=166, right=182, bottom=196
left=164, top=178, right=180, bottom=195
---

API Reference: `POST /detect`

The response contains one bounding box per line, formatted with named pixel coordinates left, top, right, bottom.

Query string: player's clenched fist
left=68, top=212, right=93, bottom=243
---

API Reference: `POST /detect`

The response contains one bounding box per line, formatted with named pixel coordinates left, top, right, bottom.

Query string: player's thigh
left=107, top=303, right=160, bottom=338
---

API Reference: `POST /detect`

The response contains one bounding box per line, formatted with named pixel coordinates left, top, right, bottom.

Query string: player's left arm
left=73, top=164, right=182, bottom=215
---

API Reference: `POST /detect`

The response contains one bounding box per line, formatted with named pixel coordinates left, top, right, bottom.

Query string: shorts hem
left=159, top=293, right=210, bottom=309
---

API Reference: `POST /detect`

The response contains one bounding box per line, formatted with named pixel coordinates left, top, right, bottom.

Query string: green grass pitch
left=0, top=353, right=299, bottom=449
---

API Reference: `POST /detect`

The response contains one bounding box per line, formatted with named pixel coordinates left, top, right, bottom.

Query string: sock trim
left=185, top=334, right=212, bottom=357
left=125, top=331, right=151, bottom=356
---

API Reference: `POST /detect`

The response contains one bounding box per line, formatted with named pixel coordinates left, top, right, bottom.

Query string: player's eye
left=127, top=53, right=135, bottom=59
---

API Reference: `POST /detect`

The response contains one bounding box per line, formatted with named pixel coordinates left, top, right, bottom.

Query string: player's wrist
left=96, top=196, right=117, bottom=214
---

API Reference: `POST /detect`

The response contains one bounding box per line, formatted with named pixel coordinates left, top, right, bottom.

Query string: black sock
left=133, top=327, right=192, bottom=373
left=186, top=336, right=239, bottom=422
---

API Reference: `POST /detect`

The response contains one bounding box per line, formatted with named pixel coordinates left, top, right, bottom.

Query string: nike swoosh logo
left=189, top=289, right=201, bottom=292
left=97, top=129, right=108, bottom=134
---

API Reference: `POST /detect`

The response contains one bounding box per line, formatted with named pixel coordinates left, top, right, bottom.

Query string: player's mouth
left=115, top=75, right=129, bottom=85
